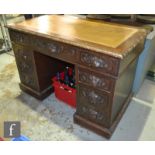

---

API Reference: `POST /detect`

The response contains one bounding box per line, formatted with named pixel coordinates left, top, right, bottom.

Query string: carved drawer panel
left=79, top=51, right=119, bottom=76
left=78, top=67, right=115, bottom=92
left=77, top=84, right=110, bottom=110
left=9, top=30, right=62, bottom=54
left=77, top=84, right=110, bottom=126
left=13, top=44, right=38, bottom=90
left=77, top=105, right=110, bottom=127
left=55, top=44, right=78, bottom=62
left=9, top=30, right=77, bottom=62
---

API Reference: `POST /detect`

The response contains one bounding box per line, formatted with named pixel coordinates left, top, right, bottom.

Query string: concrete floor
left=0, top=53, right=155, bottom=141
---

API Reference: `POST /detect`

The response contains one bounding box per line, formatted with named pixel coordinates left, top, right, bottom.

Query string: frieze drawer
left=79, top=51, right=119, bottom=76
left=9, top=30, right=77, bottom=62
left=9, top=30, right=63, bottom=54
left=78, top=67, right=115, bottom=92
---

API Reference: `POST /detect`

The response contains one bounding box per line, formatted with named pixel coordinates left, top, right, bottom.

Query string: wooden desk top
left=7, top=15, right=147, bottom=59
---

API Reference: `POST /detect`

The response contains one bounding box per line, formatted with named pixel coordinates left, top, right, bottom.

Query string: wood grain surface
left=7, top=15, right=147, bottom=58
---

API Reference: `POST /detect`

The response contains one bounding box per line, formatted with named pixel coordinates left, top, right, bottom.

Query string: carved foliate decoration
left=79, top=105, right=109, bottom=126
left=82, top=106, right=104, bottom=120
left=80, top=52, right=119, bottom=75
left=79, top=69, right=113, bottom=92
left=9, top=31, right=77, bottom=58
left=79, top=85, right=108, bottom=108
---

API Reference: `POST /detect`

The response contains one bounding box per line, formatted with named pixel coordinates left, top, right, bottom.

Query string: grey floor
left=0, top=52, right=155, bottom=141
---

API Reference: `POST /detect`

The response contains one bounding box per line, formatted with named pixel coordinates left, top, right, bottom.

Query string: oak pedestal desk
left=7, top=15, right=147, bottom=138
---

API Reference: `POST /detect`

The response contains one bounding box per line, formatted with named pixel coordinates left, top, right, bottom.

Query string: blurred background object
left=136, top=14, right=155, bottom=24
left=24, top=14, right=33, bottom=20
left=86, top=14, right=111, bottom=21
left=0, top=15, right=12, bottom=54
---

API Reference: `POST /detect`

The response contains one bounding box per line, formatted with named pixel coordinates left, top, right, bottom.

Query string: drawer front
left=9, top=30, right=77, bottom=63
left=77, top=104, right=110, bottom=127
left=79, top=51, right=119, bottom=76
left=76, top=84, right=110, bottom=126
left=78, top=84, right=110, bottom=109
left=13, top=44, right=38, bottom=90
left=57, top=44, right=78, bottom=62
left=78, top=67, right=115, bottom=92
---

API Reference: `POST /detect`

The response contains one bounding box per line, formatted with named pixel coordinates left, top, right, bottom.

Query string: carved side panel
left=12, top=44, right=38, bottom=90
left=80, top=51, right=119, bottom=76
left=78, top=68, right=114, bottom=92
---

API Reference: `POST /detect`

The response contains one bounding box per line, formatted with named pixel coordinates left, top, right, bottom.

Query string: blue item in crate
left=12, top=135, right=30, bottom=141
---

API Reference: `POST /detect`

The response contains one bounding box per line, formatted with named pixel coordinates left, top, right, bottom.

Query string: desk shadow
left=16, top=92, right=106, bottom=141
left=16, top=92, right=151, bottom=141
left=111, top=100, right=151, bottom=140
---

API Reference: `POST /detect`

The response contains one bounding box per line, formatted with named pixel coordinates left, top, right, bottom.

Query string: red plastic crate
left=0, top=137, right=4, bottom=141
left=52, top=72, right=76, bottom=108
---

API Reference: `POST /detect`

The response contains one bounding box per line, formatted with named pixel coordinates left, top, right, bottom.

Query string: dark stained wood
left=8, top=15, right=146, bottom=138
left=77, top=67, right=115, bottom=93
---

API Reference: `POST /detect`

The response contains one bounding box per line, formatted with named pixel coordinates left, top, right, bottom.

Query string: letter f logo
left=4, top=121, right=20, bottom=138
left=9, top=123, right=16, bottom=136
